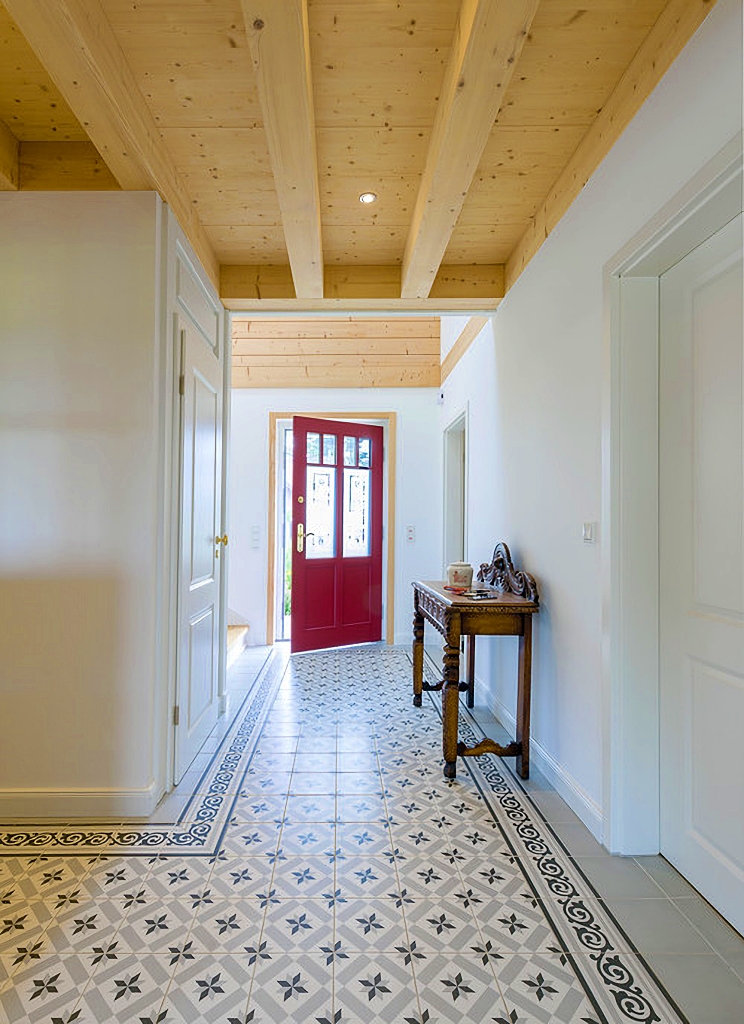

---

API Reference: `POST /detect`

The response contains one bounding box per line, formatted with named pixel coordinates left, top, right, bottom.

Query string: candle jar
left=446, top=561, right=473, bottom=588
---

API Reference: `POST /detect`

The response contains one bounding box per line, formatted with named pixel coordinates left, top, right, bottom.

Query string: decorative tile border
left=420, top=649, right=689, bottom=1024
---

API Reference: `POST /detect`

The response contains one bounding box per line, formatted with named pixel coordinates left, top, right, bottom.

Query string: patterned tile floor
left=0, top=644, right=743, bottom=1024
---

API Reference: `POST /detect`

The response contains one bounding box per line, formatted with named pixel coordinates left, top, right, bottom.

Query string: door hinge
left=173, top=705, right=180, bottom=726
left=178, top=374, right=185, bottom=396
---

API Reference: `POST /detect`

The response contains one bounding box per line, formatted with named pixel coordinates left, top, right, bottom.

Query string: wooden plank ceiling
left=233, top=317, right=441, bottom=388
left=0, top=0, right=716, bottom=310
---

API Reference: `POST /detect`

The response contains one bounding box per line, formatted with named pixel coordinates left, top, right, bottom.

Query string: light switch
left=582, top=522, right=597, bottom=544
left=251, top=525, right=261, bottom=549
left=405, top=525, right=416, bottom=544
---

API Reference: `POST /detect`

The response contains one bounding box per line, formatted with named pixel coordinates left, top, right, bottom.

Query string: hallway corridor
left=0, top=646, right=742, bottom=1023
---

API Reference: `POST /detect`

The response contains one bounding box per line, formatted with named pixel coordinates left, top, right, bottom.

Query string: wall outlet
left=405, top=525, right=416, bottom=544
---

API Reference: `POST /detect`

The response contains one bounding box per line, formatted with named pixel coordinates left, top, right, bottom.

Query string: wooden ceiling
left=0, top=0, right=716, bottom=310
left=233, top=316, right=441, bottom=387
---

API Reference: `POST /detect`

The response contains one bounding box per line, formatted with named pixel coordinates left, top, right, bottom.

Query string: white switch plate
left=251, top=525, right=261, bottom=549
left=405, top=525, right=416, bottom=543
left=582, top=522, right=597, bottom=544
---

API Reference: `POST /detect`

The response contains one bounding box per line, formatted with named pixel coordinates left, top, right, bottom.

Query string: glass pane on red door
left=306, top=465, right=336, bottom=558
left=343, top=468, right=370, bottom=557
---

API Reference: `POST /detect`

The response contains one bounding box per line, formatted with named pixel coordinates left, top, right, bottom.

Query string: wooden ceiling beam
left=242, top=2, right=324, bottom=299
left=0, top=121, right=19, bottom=190
left=505, top=0, right=719, bottom=291
left=400, top=0, right=540, bottom=299
left=220, top=264, right=505, bottom=310
left=441, top=316, right=489, bottom=384
left=1, top=0, right=218, bottom=286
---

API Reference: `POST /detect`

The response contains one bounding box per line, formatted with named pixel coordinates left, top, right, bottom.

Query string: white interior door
left=659, top=214, right=744, bottom=933
left=175, top=317, right=223, bottom=782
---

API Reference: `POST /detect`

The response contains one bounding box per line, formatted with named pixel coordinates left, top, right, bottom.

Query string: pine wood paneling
left=233, top=362, right=439, bottom=388
left=220, top=264, right=505, bottom=305
left=0, top=6, right=87, bottom=142
left=0, top=0, right=719, bottom=303
left=506, top=0, right=719, bottom=289
left=4, top=0, right=219, bottom=286
left=19, top=142, right=119, bottom=190
left=232, top=317, right=440, bottom=388
left=101, top=0, right=263, bottom=127
left=0, top=121, right=19, bottom=190
left=206, top=226, right=290, bottom=264
left=494, top=0, right=668, bottom=128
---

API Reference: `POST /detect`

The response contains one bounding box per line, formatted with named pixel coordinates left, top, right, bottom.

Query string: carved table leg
left=412, top=604, right=425, bottom=707
left=515, top=615, right=532, bottom=778
left=466, top=634, right=475, bottom=709
left=442, top=611, right=461, bottom=779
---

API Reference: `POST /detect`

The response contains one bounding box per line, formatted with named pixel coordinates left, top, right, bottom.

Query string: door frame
left=442, top=406, right=469, bottom=574
left=267, top=410, right=397, bottom=646
left=601, top=134, right=742, bottom=854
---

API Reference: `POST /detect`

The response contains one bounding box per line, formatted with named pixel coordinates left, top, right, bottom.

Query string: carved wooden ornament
left=477, top=542, right=539, bottom=605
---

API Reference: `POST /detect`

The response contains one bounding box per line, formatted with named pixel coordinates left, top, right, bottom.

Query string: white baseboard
left=0, top=781, right=161, bottom=820
left=489, top=693, right=604, bottom=841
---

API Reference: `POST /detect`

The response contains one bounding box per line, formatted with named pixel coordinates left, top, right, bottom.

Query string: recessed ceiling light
left=359, top=192, right=377, bottom=204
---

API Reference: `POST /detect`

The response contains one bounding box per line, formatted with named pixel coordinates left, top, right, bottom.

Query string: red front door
left=291, top=416, right=384, bottom=653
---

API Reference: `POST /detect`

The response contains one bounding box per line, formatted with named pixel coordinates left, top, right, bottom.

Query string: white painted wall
left=440, top=0, right=742, bottom=839
left=0, top=191, right=222, bottom=817
left=228, top=387, right=442, bottom=645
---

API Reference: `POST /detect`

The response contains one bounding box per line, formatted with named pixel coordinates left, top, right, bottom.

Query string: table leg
left=442, top=612, right=461, bottom=779
left=412, top=606, right=424, bottom=707
left=515, top=615, right=532, bottom=779
left=466, top=635, right=475, bottom=709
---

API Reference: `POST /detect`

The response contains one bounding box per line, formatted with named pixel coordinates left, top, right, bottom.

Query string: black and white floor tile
left=0, top=644, right=705, bottom=1022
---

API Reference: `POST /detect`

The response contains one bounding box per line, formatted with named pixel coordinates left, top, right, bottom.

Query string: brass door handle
left=297, top=523, right=304, bottom=553
left=215, top=534, right=228, bottom=546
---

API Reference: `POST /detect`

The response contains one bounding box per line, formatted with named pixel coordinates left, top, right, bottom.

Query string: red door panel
left=291, top=416, right=383, bottom=653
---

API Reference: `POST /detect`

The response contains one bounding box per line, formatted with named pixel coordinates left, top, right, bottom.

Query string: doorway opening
left=267, top=411, right=398, bottom=648
left=443, top=409, right=468, bottom=572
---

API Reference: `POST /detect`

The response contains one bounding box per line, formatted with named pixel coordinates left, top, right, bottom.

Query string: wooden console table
left=412, top=543, right=539, bottom=780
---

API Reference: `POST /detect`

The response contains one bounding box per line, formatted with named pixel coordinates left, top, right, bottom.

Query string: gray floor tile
left=524, top=789, right=585, bottom=826
left=634, top=855, right=703, bottom=899
left=572, top=854, right=668, bottom=899
left=644, top=952, right=744, bottom=1024
left=672, top=895, right=744, bottom=957
left=603, top=897, right=717, bottom=953
left=727, top=952, right=744, bottom=983
left=547, top=821, right=607, bottom=857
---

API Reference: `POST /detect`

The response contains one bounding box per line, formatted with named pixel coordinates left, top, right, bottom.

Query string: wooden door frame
left=601, top=134, right=742, bottom=855
left=267, top=411, right=397, bottom=646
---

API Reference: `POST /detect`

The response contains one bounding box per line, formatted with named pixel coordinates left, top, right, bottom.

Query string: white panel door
left=175, top=317, right=223, bottom=782
left=660, top=214, right=744, bottom=933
